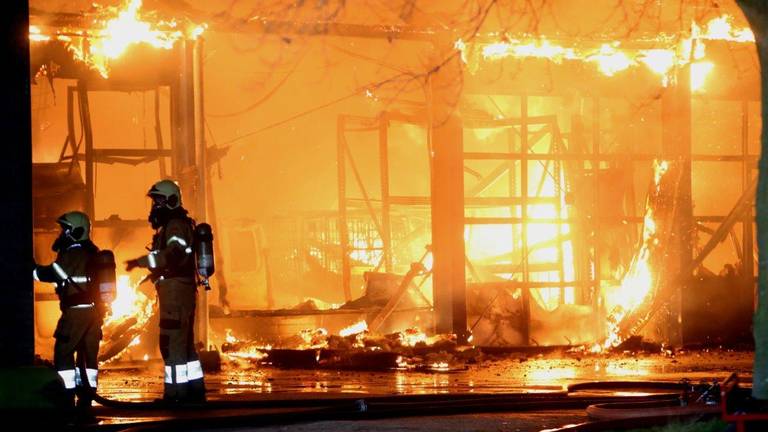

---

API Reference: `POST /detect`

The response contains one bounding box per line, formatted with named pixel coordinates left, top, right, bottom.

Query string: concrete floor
left=88, top=349, right=752, bottom=430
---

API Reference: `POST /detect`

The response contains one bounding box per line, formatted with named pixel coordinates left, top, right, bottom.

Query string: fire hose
left=66, top=381, right=732, bottom=432
left=105, top=392, right=683, bottom=432
left=78, top=380, right=715, bottom=431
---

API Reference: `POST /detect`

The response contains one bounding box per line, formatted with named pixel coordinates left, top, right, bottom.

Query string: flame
left=456, top=14, right=752, bottom=92
left=699, top=15, right=754, bottom=42
left=108, top=275, right=142, bottom=321
left=298, top=328, right=329, bottom=350
left=690, top=61, right=714, bottom=92
left=483, top=38, right=576, bottom=62
left=101, top=274, right=156, bottom=361
left=349, top=237, right=383, bottom=267
left=225, top=344, right=272, bottom=361
left=464, top=144, right=575, bottom=311
left=601, top=160, right=669, bottom=348
left=67, top=0, right=182, bottom=78
left=399, top=328, right=428, bottom=347
left=29, top=25, right=50, bottom=42
left=638, top=49, right=676, bottom=86
left=30, top=0, right=205, bottom=79
left=395, top=355, right=409, bottom=369
left=429, top=362, right=450, bottom=371
left=190, top=24, right=208, bottom=40
left=339, top=320, right=368, bottom=337
left=221, top=328, right=273, bottom=360
left=225, top=328, right=239, bottom=344
left=589, top=43, right=632, bottom=76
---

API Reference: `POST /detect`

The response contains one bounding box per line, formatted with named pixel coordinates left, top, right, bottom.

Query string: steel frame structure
left=337, top=86, right=758, bottom=346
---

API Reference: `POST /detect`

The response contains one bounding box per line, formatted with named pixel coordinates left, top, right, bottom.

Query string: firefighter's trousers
left=54, top=305, right=102, bottom=407
left=157, top=277, right=206, bottom=401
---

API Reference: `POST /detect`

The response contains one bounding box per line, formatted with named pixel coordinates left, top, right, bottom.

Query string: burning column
left=661, top=61, right=693, bottom=347
left=428, top=38, right=468, bottom=342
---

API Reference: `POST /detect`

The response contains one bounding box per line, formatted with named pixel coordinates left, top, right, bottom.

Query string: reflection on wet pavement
left=98, top=350, right=752, bottom=402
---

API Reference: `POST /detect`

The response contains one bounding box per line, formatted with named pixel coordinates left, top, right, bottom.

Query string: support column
left=661, top=65, right=692, bottom=347
left=0, top=0, right=34, bottom=367
left=430, top=113, right=467, bottom=340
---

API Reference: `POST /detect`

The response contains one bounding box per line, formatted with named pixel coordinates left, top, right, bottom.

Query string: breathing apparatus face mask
left=52, top=226, right=74, bottom=252
left=148, top=195, right=170, bottom=229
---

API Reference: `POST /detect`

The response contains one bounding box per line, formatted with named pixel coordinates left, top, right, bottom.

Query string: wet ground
left=92, top=349, right=753, bottom=431
left=99, top=349, right=753, bottom=401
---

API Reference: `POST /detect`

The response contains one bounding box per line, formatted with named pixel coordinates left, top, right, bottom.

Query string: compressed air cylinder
left=93, top=250, right=116, bottom=304
left=194, top=223, right=215, bottom=279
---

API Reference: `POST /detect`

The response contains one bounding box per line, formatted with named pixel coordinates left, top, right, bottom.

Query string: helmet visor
left=149, top=194, right=167, bottom=208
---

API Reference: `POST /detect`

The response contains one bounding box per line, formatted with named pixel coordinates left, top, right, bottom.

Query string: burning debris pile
left=220, top=323, right=477, bottom=372
left=99, top=275, right=156, bottom=363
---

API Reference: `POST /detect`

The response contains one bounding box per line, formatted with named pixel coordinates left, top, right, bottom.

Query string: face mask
left=149, top=206, right=171, bottom=229
left=52, top=229, right=72, bottom=252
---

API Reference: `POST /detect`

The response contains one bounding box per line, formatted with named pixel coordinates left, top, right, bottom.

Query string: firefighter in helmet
left=125, top=180, right=206, bottom=403
left=33, top=211, right=107, bottom=418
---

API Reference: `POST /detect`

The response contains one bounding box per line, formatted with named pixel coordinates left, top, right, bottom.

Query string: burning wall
left=29, top=0, right=760, bottom=354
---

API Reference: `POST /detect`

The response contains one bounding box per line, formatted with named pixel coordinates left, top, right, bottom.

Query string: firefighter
left=33, top=211, right=106, bottom=418
left=125, top=180, right=206, bottom=403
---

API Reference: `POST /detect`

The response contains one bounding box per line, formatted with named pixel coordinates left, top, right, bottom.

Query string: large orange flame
left=457, top=14, right=752, bottom=92
left=30, top=0, right=205, bottom=78
left=600, top=160, right=669, bottom=349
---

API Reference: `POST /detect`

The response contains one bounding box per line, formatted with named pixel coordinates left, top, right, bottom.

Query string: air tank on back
left=194, top=223, right=215, bottom=288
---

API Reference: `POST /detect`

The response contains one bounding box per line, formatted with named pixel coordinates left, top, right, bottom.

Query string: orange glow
left=30, top=0, right=205, bottom=78
left=699, top=15, right=754, bottom=42
left=29, top=25, right=50, bottom=42
left=588, top=43, right=632, bottom=76
left=456, top=14, right=752, bottom=92
left=601, top=160, right=668, bottom=348
left=225, top=343, right=272, bottom=361
left=638, top=49, right=675, bottom=86
left=298, top=328, right=329, bottom=350
left=105, top=274, right=154, bottom=324
left=68, top=0, right=182, bottom=78
left=339, top=320, right=368, bottom=337
left=99, top=275, right=155, bottom=363
left=429, top=362, right=450, bottom=371
left=349, top=237, right=383, bottom=267
left=482, top=38, right=576, bottom=62
left=398, top=328, right=429, bottom=347
left=690, top=61, right=714, bottom=93
left=225, top=328, right=239, bottom=344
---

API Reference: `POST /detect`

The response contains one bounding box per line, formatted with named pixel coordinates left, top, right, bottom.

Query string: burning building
left=26, top=0, right=759, bottom=369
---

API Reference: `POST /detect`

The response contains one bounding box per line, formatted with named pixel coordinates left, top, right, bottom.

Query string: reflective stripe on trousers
left=187, top=360, right=204, bottom=381
left=165, top=364, right=191, bottom=384
left=58, top=369, right=77, bottom=389
left=74, top=368, right=99, bottom=387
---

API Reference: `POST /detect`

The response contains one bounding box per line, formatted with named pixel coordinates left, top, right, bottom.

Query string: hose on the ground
left=106, top=393, right=684, bottom=432
left=82, top=379, right=720, bottom=432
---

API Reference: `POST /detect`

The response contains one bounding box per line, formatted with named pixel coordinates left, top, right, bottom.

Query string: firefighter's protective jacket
left=34, top=241, right=99, bottom=308
left=136, top=218, right=196, bottom=280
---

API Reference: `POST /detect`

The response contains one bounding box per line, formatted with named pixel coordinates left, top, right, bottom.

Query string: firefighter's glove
left=125, top=258, right=141, bottom=271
